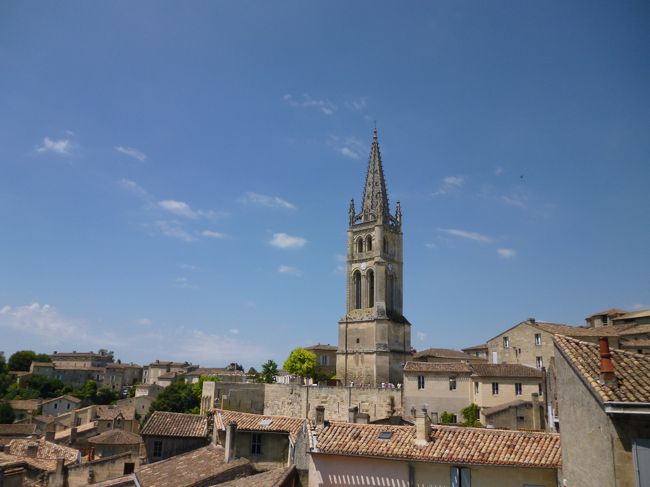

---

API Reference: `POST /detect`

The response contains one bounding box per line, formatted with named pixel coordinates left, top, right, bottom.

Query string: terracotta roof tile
left=217, top=466, right=297, bottom=486
left=140, top=411, right=207, bottom=438
left=554, top=335, right=650, bottom=404
left=96, top=405, right=135, bottom=421
left=7, top=399, right=42, bottom=411
left=403, top=361, right=472, bottom=373
left=413, top=348, right=476, bottom=360
left=469, top=363, right=543, bottom=378
left=7, top=438, right=80, bottom=468
left=41, top=394, right=82, bottom=405
left=313, top=422, right=560, bottom=468
left=482, top=400, right=532, bottom=416
left=88, top=429, right=142, bottom=445
left=135, top=444, right=251, bottom=487
left=213, top=409, right=307, bottom=443
left=54, top=421, right=98, bottom=440
left=0, top=423, right=38, bottom=436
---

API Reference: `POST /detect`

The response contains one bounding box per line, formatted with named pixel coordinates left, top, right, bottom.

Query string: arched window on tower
left=367, top=269, right=374, bottom=308
left=353, top=271, right=362, bottom=309
left=383, top=237, right=388, bottom=254
left=366, top=235, right=372, bottom=252
left=386, top=272, right=394, bottom=312
left=357, top=238, right=364, bottom=254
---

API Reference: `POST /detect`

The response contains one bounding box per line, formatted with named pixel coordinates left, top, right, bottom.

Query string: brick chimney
left=315, top=406, right=325, bottom=427
left=224, top=421, right=237, bottom=463
left=415, top=407, right=431, bottom=446
left=348, top=407, right=358, bottom=423
left=599, top=337, right=618, bottom=387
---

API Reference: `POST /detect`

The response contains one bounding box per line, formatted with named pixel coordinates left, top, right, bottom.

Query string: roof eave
left=604, top=402, right=650, bottom=415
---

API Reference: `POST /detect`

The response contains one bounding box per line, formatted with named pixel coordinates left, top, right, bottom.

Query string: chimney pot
left=415, top=407, right=431, bottom=446
left=315, top=406, right=325, bottom=427
left=348, top=407, right=358, bottom=423
left=599, top=337, right=618, bottom=387
left=224, top=421, right=237, bottom=463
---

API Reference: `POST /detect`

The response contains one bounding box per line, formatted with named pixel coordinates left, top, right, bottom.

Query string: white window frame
left=503, top=336, right=510, bottom=348
left=492, top=382, right=499, bottom=395
left=534, top=333, right=542, bottom=346
left=417, top=375, right=425, bottom=390
left=515, top=383, right=522, bottom=395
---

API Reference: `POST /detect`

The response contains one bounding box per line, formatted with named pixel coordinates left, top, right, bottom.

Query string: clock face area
left=360, top=262, right=367, bottom=271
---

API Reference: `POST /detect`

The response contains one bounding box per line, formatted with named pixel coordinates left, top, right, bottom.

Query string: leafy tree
left=246, top=367, right=259, bottom=382
left=461, top=403, right=483, bottom=427
left=191, top=375, right=220, bottom=402
left=8, top=351, right=37, bottom=371
left=95, top=387, right=119, bottom=405
left=283, top=348, right=317, bottom=380
left=97, top=349, right=114, bottom=361
left=34, top=354, right=52, bottom=364
left=0, top=373, right=13, bottom=397
left=440, top=411, right=454, bottom=424
left=0, top=352, right=7, bottom=374
left=128, top=385, right=136, bottom=398
left=259, top=360, right=278, bottom=384
left=23, top=375, right=66, bottom=399
left=0, top=402, right=15, bottom=424
left=226, top=363, right=243, bottom=372
left=147, top=379, right=199, bottom=418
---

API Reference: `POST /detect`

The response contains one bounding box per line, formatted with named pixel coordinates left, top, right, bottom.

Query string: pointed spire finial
left=360, top=128, right=390, bottom=222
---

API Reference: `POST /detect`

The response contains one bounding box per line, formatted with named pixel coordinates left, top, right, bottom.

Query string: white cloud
left=172, top=329, right=266, bottom=363
left=495, top=166, right=504, bottom=176
left=497, top=248, right=517, bottom=259
left=156, top=221, right=195, bottom=242
left=240, top=192, right=296, bottom=210
left=35, top=137, right=71, bottom=155
left=283, top=94, right=337, bottom=115
left=175, top=277, right=195, bottom=288
left=631, top=304, right=647, bottom=310
left=158, top=200, right=199, bottom=219
left=347, top=97, right=368, bottom=111
left=179, top=263, right=199, bottom=270
left=202, top=230, right=227, bottom=239
left=438, top=228, right=493, bottom=243
left=424, top=243, right=437, bottom=249
left=329, top=135, right=365, bottom=160
left=115, top=145, right=147, bottom=161
left=229, top=328, right=240, bottom=335
left=434, top=175, right=465, bottom=195
left=416, top=332, right=427, bottom=343
left=278, top=265, right=302, bottom=277
left=119, top=178, right=149, bottom=200
left=0, top=303, right=77, bottom=339
left=502, top=194, right=528, bottom=209
left=270, top=233, right=307, bottom=249
left=135, top=318, right=153, bottom=325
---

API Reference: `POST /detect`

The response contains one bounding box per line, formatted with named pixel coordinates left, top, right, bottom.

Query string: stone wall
left=66, top=452, right=137, bottom=487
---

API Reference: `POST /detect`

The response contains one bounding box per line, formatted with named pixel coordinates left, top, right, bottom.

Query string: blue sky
left=1, top=1, right=649, bottom=368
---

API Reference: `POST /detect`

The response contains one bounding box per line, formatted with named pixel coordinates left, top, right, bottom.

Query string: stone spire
left=360, top=128, right=390, bottom=222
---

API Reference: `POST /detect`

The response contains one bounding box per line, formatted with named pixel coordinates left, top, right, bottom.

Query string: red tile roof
left=88, top=429, right=142, bottom=445
left=140, top=411, right=207, bottom=438
left=313, top=422, right=561, bottom=468
left=404, top=361, right=542, bottom=378
left=413, top=348, right=477, bottom=360
left=213, top=409, right=307, bottom=443
left=554, top=335, right=650, bottom=404
left=403, top=361, right=472, bottom=373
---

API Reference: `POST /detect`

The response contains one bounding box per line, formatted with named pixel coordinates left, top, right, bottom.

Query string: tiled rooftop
left=140, top=411, right=208, bottom=438
left=403, top=361, right=472, bottom=373
left=554, top=335, right=650, bottom=404
left=7, top=438, right=80, bottom=470
left=0, top=423, right=38, bottom=436
left=135, top=444, right=251, bottom=487
left=96, top=405, right=135, bottom=421
left=213, top=409, right=307, bottom=443
left=54, top=421, right=98, bottom=440
left=41, top=394, right=82, bottom=405
left=7, top=399, right=42, bottom=411
left=413, top=348, right=477, bottom=360
left=305, top=344, right=338, bottom=351
left=313, top=422, right=561, bottom=468
left=217, top=465, right=297, bottom=486
left=482, top=399, right=532, bottom=416
left=88, top=429, right=142, bottom=445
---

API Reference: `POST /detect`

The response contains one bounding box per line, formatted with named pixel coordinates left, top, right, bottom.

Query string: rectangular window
left=450, top=414, right=458, bottom=424
left=320, top=355, right=327, bottom=366
left=536, top=356, right=544, bottom=369
left=474, top=382, right=479, bottom=394
left=503, top=336, right=510, bottom=348
left=492, top=382, right=499, bottom=395
left=515, top=383, right=522, bottom=395
left=451, top=466, right=471, bottom=487
left=538, top=383, right=543, bottom=396
left=152, top=440, right=163, bottom=458
left=535, top=333, right=542, bottom=345
left=449, top=377, right=457, bottom=391
left=251, top=433, right=262, bottom=455
left=418, top=375, right=425, bottom=390
left=123, top=462, right=135, bottom=475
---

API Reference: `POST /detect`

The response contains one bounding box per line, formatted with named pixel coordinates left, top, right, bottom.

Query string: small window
left=449, top=377, right=457, bottom=391
left=320, top=355, right=327, bottom=366
left=54, top=403, right=58, bottom=410
left=515, top=383, right=522, bottom=395
left=356, top=338, right=360, bottom=344
left=123, top=462, right=135, bottom=475
left=152, top=440, right=163, bottom=458
left=451, top=466, right=471, bottom=486
left=450, top=414, right=458, bottom=424
left=503, top=336, right=510, bottom=348
left=492, top=382, right=499, bottom=395
left=538, top=383, right=543, bottom=396
left=66, top=404, right=70, bottom=410
left=474, top=382, right=479, bottom=394
left=534, top=333, right=542, bottom=346
left=418, top=375, right=425, bottom=390
left=378, top=431, right=393, bottom=440
left=357, top=238, right=364, bottom=254
left=366, top=236, right=373, bottom=251
left=536, top=356, right=544, bottom=369
left=251, top=433, right=262, bottom=455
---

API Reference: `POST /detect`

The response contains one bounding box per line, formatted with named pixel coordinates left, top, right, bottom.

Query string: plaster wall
left=473, top=377, right=542, bottom=409
left=403, top=372, right=472, bottom=421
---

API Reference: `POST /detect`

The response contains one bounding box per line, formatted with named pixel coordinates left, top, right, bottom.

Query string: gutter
left=604, top=402, right=650, bottom=415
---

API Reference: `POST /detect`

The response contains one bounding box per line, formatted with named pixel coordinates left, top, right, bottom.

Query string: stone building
left=41, top=395, right=82, bottom=417
left=337, top=129, right=411, bottom=387
left=140, top=411, right=209, bottom=463
left=553, top=335, right=650, bottom=486
left=413, top=347, right=486, bottom=364
left=142, top=360, right=196, bottom=385
left=304, top=344, right=337, bottom=379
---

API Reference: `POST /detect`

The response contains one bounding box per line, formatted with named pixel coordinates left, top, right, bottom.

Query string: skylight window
left=259, top=419, right=273, bottom=426
left=378, top=431, right=393, bottom=440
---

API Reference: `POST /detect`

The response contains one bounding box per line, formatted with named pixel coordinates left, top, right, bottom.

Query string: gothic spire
left=360, top=128, right=390, bottom=222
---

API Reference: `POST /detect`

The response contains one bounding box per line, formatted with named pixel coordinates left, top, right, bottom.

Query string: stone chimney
left=45, top=429, right=55, bottom=442
left=531, top=393, right=540, bottom=430
left=415, top=407, right=431, bottom=446
left=224, top=421, right=237, bottom=463
left=315, top=406, right=325, bottom=427
left=430, top=412, right=439, bottom=425
left=348, top=407, right=358, bottom=423
left=26, top=443, right=39, bottom=457
left=599, top=337, right=618, bottom=387
left=356, top=413, right=370, bottom=424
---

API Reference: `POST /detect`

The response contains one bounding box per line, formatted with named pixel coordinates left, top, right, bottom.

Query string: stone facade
left=336, top=130, right=411, bottom=387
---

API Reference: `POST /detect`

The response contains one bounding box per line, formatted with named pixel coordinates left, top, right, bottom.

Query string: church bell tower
left=336, top=129, right=411, bottom=386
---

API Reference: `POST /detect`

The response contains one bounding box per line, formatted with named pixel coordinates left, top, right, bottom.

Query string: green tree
left=95, top=387, right=119, bottom=405
left=283, top=348, right=317, bottom=381
left=74, top=380, right=99, bottom=405
left=0, top=352, right=7, bottom=374
left=34, top=354, right=52, bottom=364
left=147, top=379, right=199, bottom=418
left=461, top=403, right=483, bottom=427
left=23, top=375, right=66, bottom=399
left=246, top=367, right=259, bottom=382
left=440, top=411, right=454, bottom=424
left=0, top=402, right=15, bottom=424
left=259, top=360, right=278, bottom=384
left=8, top=351, right=37, bottom=371
left=191, top=375, right=220, bottom=403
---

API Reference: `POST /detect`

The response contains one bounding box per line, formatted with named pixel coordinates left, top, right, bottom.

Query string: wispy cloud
left=179, top=263, right=199, bottom=271
left=35, top=137, right=72, bottom=155
left=424, top=243, right=437, bottom=249
left=433, top=175, right=465, bottom=195
left=278, top=265, right=302, bottom=277
left=229, top=328, right=239, bottom=335
left=115, top=145, right=147, bottom=161
left=172, top=329, right=266, bottom=363
left=334, top=254, right=346, bottom=275
left=175, top=277, right=195, bottom=289
left=240, top=192, right=296, bottom=210
left=346, top=97, right=368, bottom=111
left=283, top=94, right=337, bottom=115
left=502, top=193, right=528, bottom=209
left=135, top=318, right=153, bottom=325
left=497, top=248, right=517, bottom=259
left=156, top=221, right=195, bottom=242
left=438, top=228, right=493, bottom=243
left=158, top=200, right=200, bottom=219
left=416, top=331, right=427, bottom=343
left=270, top=233, right=307, bottom=249
left=202, top=230, right=227, bottom=239
left=119, top=179, right=150, bottom=200
left=328, top=135, right=365, bottom=160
